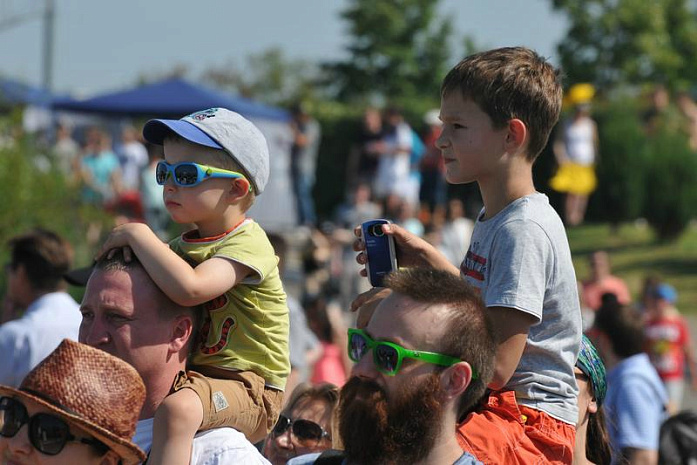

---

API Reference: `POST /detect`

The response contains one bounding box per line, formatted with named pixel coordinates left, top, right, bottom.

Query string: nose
left=79, top=318, right=110, bottom=347
left=163, top=176, right=177, bottom=193
left=350, top=349, right=379, bottom=380
left=5, top=424, right=32, bottom=456
left=274, top=428, right=293, bottom=450
left=436, top=129, right=448, bottom=150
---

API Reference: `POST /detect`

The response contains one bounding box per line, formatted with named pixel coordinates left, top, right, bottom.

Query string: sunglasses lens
left=292, top=419, right=324, bottom=444
left=348, top=332, right=368, bottom=362
left=0, top=397, right=25, bottom=437
left=174, top=164, right=199, bottom=185
left=30, top=414, right=70, bottom=455
left=271, top=415, right=291, bottom=436
left=375, top=343, right=399, bottom=374
left=155, top=162, right=168, bottom=185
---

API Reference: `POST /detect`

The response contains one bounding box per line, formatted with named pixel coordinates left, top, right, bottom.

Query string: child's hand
left=96, top=223, right=149, bottom=262
left=353, top=222, right=430, bottom=275
left=350, top=287, right=392, bottom=329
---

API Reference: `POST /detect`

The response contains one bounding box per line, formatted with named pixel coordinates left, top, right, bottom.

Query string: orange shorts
left=457, top=391, right=576, bottom=465
left=172, top=369, right=283, bottom=444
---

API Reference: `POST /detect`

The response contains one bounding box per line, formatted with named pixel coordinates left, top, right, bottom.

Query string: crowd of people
left=3, top=45, right=697, bottom=465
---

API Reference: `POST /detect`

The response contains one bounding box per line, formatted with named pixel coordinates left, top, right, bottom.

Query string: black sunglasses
left=271, top=414, right=331, bottom=446
left=0, top=396, right=109, bottom=456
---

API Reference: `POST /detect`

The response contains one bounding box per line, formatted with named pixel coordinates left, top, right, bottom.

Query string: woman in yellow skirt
left=551, top=101, right=598, bottom=226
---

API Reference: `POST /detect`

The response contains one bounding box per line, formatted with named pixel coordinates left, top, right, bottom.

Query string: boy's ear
left=505, top=118, right=528, bottom=154
left=228, top=178, right=251, bottom=200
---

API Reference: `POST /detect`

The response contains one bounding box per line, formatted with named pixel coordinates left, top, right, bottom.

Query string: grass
left=568, top=222, right=697, bottom=313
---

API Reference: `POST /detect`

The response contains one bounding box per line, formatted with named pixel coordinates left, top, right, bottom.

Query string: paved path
left=680, top=315, right=697, bottom=411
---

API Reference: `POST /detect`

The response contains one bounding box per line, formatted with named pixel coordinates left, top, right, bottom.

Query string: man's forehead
left=369, top=293, right=445, bottom=347
left=84, top=267, right=158, bottom=304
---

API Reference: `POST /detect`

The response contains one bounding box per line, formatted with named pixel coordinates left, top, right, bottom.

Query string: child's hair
left=441, top=46, right=563, bottom=161
left=594, top=295, right=645, bottom=358
left=164, top=132, right=256, bottom=211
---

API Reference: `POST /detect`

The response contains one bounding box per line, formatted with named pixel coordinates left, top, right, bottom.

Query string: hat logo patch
left=189, top=108, right=219, bottom=121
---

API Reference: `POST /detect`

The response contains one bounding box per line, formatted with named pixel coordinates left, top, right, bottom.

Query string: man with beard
left=289, top=268, right=496, bottom=465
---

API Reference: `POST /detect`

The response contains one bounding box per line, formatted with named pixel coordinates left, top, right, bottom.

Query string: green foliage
left=551, top=0, right=697, bottom=89
left=202, top=48, right=319, bottom=107
left=590, top=98, right=648, bottom=225
left=0, top=137, right=108, bottom=270
left=323, top=0, right=452, bottom=106
left=643, top=125, right=697, bottom=241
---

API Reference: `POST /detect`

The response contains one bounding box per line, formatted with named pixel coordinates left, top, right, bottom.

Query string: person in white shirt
left=0, top=229, right=81, bottom=387
left=78, top=252, right=270, bottom=465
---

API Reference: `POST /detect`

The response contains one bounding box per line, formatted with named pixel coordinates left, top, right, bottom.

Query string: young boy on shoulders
left=98, top=107, right=289, bottom=465
left=354, top=47, right=581, bottom=464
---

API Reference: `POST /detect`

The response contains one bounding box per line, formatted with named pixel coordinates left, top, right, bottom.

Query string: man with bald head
left=78, top=252, right=269, bottom=464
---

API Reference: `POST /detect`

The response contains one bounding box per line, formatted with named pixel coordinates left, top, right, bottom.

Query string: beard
left=338, top=372, right=445, bottom=465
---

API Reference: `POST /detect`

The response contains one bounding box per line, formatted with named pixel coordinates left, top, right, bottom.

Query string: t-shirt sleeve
left=484, top=219, right=552, bottom=321
left=213, top=227, right=278, bottom=284
left=0, top=324, right=26, bottom=387
left=614, top=376, right=663, bottom=451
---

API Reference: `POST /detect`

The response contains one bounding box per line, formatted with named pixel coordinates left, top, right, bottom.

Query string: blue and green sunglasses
left=347, top=328, right=476, bottom=377
left=156, top=161, right=249, bottom=189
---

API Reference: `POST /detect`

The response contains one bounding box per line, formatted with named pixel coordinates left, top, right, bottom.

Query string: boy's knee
left=156, top=388, right=204, bottom=428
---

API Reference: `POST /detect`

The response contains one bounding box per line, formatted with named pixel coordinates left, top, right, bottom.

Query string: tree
left=551, top=0, right=697, bottom=90
left=202, top=48, right=319, bottom=107
left=322, top=0, right=453, bottom=105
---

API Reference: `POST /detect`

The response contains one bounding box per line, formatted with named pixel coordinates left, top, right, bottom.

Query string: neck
left=139, top=361, right=186, bottom=420
left=195, top=212, right=246, bottom=239
left=477, top=158, right=535, bottom=220
left=572, top=419, right=591, bottom=465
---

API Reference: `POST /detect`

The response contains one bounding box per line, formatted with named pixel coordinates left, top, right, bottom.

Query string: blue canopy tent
left=0, top=77, right=58, bottom=106
left=52, top=78, right=296, bottom=231
left=51, top=77, right=289, bottom=121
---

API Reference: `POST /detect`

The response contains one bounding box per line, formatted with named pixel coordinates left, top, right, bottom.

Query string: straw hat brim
left=0, top=385, right=146, bottom=465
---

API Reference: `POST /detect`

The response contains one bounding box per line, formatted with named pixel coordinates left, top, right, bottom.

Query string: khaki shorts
left=172, top=369, right=283, bottom=443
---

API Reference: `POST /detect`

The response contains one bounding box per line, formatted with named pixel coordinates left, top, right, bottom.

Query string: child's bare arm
left=98, top=223, right=249, bottom=306
left=353, top=222, right=459, bottom=275
left=488, top=306, right=536, bottom=390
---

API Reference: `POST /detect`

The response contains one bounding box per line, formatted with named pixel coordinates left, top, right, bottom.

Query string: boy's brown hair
left=441, top=46, right=563, bottom=161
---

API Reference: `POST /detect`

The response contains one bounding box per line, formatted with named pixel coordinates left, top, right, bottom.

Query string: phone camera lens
left=370, top=224, right=385, bottom=237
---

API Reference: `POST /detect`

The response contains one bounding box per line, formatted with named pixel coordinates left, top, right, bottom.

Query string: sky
left=0, top=0, right=568, bottom=96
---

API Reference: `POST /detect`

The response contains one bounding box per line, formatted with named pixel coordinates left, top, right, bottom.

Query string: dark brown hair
left=441, top=46, right=563, bottom=161
left=8, top=228, right=73, bottom=292
left=593, top=296, right=645, bottom=358
left=383, top=268, right=496, bottom=418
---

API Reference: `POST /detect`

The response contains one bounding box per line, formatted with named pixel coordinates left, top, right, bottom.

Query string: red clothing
left=582, top=276, right=631, bottom=311
left=645, top=315, right=690, bottom=381
left=457, top=391, right=575, bottom=465
left=311, top=342, right=346, bottom=387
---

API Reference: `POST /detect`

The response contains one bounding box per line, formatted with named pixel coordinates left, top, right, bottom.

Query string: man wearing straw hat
left=78, top=251, right=270, bottom=464
left=0, top=338, right=146, bottom=465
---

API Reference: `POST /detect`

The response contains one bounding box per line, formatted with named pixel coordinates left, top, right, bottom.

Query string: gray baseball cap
left=143, top=107, right=270, bottom=194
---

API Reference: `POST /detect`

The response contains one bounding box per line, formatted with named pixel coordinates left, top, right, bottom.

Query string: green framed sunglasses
left=347, top=328, right=476, bottom=377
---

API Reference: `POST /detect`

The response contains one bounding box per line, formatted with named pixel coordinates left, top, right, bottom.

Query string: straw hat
left=0, top=339, right=146, bottom=464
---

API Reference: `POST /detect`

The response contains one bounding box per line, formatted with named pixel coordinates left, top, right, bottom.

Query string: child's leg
left=148, top=388, right=203, bottom=465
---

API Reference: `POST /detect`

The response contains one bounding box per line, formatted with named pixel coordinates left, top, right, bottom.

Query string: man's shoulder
left=191, top=427, right=269, bottom=464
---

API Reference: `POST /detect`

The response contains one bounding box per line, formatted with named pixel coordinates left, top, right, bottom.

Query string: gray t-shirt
left=460, top=192, right=581, bottom=425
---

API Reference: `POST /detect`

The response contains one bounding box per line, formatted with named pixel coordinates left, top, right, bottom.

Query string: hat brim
left=0, top=385, right=146, bottom=465
left=143, top=119, right=223, bottom=149
left=63, top=264, right=95, bottom=287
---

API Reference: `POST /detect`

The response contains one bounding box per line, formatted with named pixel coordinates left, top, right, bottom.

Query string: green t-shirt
left=171, top=219, right=290, bottom=389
